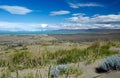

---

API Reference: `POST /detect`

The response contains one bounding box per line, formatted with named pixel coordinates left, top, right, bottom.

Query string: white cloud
left=72, top=13, right=85, bottom=16
left=50, top=10, right=70, bottom=16
left=0, top=21, right=66, bottom=31
left=0, top=5, right=32, bottom=15
left=0, top=14, right=119, bottom=31
left=69, top=14, right=120, bottom=23
left=68, top=13, right=120, bottom=29
left=41, top=24, right=48, bottom=28
left=60, top=23, right=86, bottom=29
left=69, top=14, right=90, bottom=23
left=92, top=14, right=120, bottom=23
left=68, top=3, right=79, bottom=8
left=69, top=3, right=103, bottom=8
left=0, top=22, right=52, bottom=31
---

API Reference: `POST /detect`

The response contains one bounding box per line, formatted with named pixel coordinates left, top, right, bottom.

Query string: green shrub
left=50, top=64, right=82, bottom=78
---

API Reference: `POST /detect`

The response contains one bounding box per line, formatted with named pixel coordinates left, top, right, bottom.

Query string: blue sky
left=0, top=0, right=120, bottom=31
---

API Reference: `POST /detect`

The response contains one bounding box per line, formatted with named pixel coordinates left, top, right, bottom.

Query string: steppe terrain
left=0, top=33, right=120, bottom=78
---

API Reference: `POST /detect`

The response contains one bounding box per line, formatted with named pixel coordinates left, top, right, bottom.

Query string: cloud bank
left=69, top=13, right=120, bottom=23
left=68, top=13, right=120, bottom=29
left=0, top=14, right=119, bottom=31
left=0, top=22, right=60, bottom=31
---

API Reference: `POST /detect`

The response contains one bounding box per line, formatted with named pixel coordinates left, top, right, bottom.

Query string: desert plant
left=50, top=64, right=82, bottom=78
left=96, top=55, right=120, bottom=73
left=50, top=64, right=68, bottom=78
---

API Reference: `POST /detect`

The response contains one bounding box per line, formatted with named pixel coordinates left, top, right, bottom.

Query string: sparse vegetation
left=48, top=41, right=119, bottom=64
left=0, top=39, right=120, bottom=78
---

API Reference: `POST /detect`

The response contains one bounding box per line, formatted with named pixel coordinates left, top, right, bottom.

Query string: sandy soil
left=100, top=72, right=120, bottom=78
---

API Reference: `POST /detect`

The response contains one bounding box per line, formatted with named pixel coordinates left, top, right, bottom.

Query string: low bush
left=50, top=64, right=68, bottom=77
left=50, top=64, right=82, bottom=78
left=96, top=55, right=120, bottom=73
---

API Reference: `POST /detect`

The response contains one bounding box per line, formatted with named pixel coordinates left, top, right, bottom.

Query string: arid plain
left=0, top=33, right=120, bottom=78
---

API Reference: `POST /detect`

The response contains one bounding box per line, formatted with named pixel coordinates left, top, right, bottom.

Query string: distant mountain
left=0, top=29, right=120, bottom=34
left=53, top=29, right=120, bottom=34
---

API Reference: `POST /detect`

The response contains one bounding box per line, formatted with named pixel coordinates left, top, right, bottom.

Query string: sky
left=0, top=0, right=120, bottom=31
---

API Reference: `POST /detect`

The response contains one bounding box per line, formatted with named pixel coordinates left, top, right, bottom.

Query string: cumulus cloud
left=92, top=14, right=120, bottom=23
left=68, top=13, right=120, bottom=29
left=41, top=24, right=48, bottom=28
left=69, top=13, right=120, bottom=23
left=0, top=5, right=32, bottom=15
left=69, top=3, right=103, bottom=8
left=50, top=10, right=70, bottom=16
left=69, top=14, right=90, bottom=23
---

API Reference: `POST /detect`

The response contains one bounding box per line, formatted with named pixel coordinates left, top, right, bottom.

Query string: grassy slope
left=0, top=40, right=120, bottom=78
